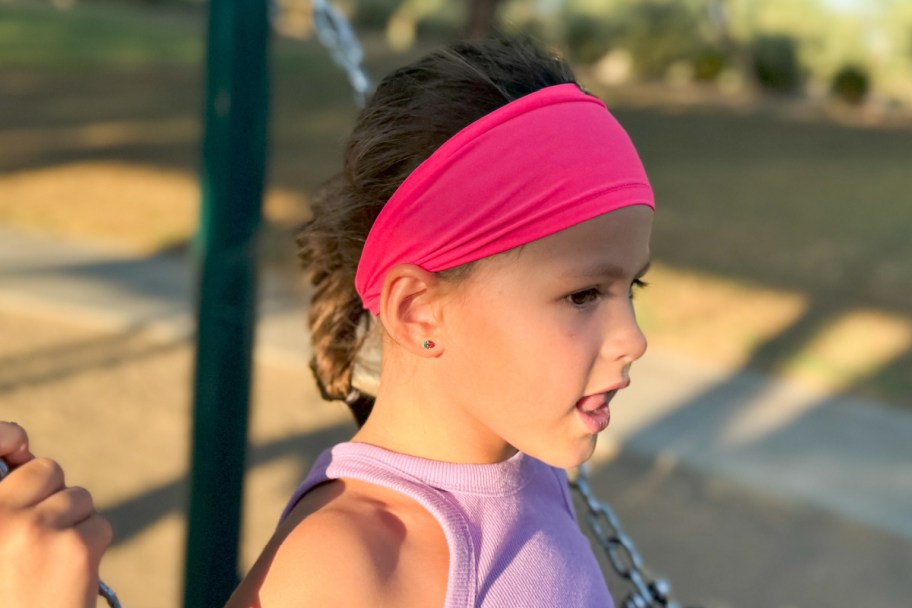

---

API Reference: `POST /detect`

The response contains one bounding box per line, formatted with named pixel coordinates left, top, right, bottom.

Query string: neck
left=351, top=350, right=517, bottom=465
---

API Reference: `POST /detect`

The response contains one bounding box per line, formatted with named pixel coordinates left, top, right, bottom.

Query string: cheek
left=497, top=311, right=588, bottom=385
left=449, top=300, right=542, bottom=385
left=446, top=300, right=507, bottom=374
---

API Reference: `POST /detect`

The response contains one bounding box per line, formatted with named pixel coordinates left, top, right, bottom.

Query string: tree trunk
left=708, top=0, right=757, bottom=90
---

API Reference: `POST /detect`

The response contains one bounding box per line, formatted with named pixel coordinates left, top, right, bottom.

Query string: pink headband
left=355, top=83, right=654, bottom=315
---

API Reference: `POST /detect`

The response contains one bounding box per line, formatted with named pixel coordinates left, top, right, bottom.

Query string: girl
left=0, top=34, right=653, bottom=607
left=228, top=35, right=653, bottom=607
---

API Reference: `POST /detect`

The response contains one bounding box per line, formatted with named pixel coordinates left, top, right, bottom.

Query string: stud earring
left=423, top=340, right=436, bottom=350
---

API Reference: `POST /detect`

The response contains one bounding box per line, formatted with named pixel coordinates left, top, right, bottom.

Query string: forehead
left=476, top=206, right=653, bottom=280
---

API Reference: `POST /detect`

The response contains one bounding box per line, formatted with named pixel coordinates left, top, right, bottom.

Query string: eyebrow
left=570, top=260, right=651, bottom=280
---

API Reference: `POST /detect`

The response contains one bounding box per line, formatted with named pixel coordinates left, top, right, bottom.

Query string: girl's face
left=438, top=205, right=653, bottom=467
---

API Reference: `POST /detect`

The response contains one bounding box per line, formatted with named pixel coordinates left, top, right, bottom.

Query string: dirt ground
left=2, top=307, right=910, bottom=608
left=3, top=3, right=911, bottom=408
left=0, top=306, right=355, bottom=607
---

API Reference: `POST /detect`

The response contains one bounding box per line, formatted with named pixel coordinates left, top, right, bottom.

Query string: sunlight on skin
left=312, top=261, right=911, bottom=437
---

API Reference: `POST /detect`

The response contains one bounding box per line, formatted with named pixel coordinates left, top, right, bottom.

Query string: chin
left=531, top=436, right=598, bottom=470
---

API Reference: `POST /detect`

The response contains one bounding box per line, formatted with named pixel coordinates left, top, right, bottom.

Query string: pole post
left=184, top=0, right=269, bottom=605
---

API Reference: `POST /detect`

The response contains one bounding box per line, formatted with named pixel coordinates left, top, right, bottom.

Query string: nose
left=600, top=299, right=648, bottom=365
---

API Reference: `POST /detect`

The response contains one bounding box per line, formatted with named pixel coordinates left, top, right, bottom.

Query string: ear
left=379, top=264, right=445, bottom=357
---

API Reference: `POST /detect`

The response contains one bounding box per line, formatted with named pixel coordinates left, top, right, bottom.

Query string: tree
left=465, top=0, right=504, bottom=38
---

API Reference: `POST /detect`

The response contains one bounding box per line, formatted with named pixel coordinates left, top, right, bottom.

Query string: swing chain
left=311, top=0, right=373, bottom=105
left=270, top=0, right=373, bottom=106
left=570, top=464, right=689, bottom=608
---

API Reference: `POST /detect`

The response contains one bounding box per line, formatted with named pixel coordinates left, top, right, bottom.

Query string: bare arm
left=227, top=505, right=393, bottom=607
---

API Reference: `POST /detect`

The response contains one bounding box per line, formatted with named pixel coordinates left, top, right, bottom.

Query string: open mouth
left=575, top=391, right=614, bottom=434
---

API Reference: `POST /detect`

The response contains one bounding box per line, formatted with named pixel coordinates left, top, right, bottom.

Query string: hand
left=0, top=421, right=113, bottom=608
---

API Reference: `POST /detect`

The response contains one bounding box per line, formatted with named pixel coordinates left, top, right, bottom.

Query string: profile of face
left=436, top=205, right=653, bottom=468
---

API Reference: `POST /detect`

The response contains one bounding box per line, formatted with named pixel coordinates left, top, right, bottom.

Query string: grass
left=0, top=1, right=202, bottom=69
left=1, top=1, right=910, bottom=407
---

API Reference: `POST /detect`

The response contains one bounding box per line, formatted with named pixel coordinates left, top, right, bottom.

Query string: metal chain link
left=270, top=0, right=374, bottom=106
left=570, top=464, right=697, bottom=608
left=274, top=3, right=695, bottom=606
left=0, top=8, right=368, bottom=607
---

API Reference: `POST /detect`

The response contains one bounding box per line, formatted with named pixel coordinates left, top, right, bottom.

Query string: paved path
left=3, top=226, right=910, bottom=540
left=2, top=226, right=911, bottom=607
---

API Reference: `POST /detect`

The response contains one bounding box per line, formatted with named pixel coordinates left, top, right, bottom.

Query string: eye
left=629, top=278, right=649, bottom=300
left=566, top=287, right=602, bottom=308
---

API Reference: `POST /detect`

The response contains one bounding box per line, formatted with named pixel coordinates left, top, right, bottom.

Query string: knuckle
left=32, top=457, right=64, bottom=481
left=97, top=515, right=114, bottom=548
left=12, top=422, right=27, bottom=441
left=2, top=421, right=27, bottom=442
left=68, top=485, right=95, bottom=508
left=76, top=515, right=114, bottom=557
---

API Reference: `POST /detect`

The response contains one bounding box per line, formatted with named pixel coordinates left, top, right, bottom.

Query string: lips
left=575, top=396, right=611, bottom=434
left=575, top=380, right=629, bottom=411
left=574, top=381, right=629, bottom=434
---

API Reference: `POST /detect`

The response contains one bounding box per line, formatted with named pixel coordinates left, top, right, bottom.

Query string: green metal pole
left=184, top=0, right=269, bottom=606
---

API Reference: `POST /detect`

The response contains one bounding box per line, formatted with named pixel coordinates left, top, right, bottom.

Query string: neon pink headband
left=355, top=83, right=654, bottom=315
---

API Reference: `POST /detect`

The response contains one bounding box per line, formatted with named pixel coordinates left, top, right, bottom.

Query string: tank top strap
left=280, top=443, right=477, bottom=608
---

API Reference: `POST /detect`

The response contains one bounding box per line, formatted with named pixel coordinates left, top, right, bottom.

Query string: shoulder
left=258, top=501, right=395, bottom=606
left=228, top=479, right=448, bottom=608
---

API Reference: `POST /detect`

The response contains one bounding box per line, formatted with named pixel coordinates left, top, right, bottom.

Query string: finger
left=34, top=486, right=96, bottom=529
left=73, top=511, right=114, bottom=558
left=52, top=516, right=112, bottom=607
left=0, top=421, right=34, bottom=465
left=0, top=457, right=66, bottom=508
left=79, top=521, right=111, bottom=608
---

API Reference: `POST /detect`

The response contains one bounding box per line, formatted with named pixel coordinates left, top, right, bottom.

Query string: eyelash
left=565, top=279, right=648, bottom=308
left=566, top=288, right=602, bottom=308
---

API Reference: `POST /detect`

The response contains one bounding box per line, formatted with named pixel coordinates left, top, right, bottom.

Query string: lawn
left=2, top=0, right=910, bottom=406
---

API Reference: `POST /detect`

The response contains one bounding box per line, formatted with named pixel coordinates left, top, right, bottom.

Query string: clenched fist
left=0, top=421, right=112, bottom=608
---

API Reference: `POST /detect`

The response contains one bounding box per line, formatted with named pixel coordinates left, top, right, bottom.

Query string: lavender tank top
left=280, top=442, right=614, bottom=607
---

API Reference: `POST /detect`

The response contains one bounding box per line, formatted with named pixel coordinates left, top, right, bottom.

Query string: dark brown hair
left=297, top=35, right=580, bottom=427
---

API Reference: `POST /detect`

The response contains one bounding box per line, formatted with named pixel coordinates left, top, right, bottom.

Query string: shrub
left=830, top=64, right=870, bottom=105
left=614, top=0, right=703, bottom=79
left=563, top=14, right=615, bottom=65
left=354, top=0, right=400, bottom=32
left=750, top=34, right=803, bottom=94
left=692, top=45, right=728, bottom=82
left=416, top=13, right=462, bottom=43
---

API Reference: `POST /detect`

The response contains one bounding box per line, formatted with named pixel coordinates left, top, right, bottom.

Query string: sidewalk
left=2, top=224, right=911, bottom=545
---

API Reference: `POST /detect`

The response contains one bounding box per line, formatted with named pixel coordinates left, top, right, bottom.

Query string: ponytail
left=296, top=177, right=376, bottom=427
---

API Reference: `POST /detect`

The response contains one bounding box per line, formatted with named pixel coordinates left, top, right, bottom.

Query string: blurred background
left=1, top=0, right=910, bottom=606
